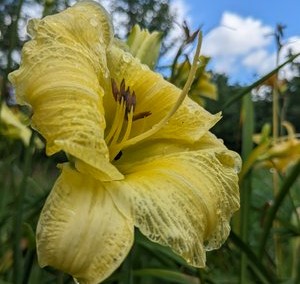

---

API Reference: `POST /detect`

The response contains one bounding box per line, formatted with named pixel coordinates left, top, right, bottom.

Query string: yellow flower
left=172, top=57, right=217, bottom=106
left=126, top=24, right=162, bottom=69
left=0, top=102, right=31, bottom=145
left=9, top=1, right=241, bottom=283
left=257, top=122, right=300, bottom=173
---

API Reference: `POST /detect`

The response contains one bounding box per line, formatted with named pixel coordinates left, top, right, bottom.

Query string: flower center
left=105, top=79, right=151, bottom=161
left=106, top=32, right=203, bottom=161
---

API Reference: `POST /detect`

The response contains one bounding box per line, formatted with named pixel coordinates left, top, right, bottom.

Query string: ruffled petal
left=106, top=45, right=220, bottom=143
left=108, top=133, right=241, bottom=267
left=9, top=1, right=122, bottom=180
left=37, top=165, right=134, bottom=284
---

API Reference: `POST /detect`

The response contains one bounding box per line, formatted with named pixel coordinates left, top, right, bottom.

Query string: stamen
left=111, top=78, right=119, bottom=101
left=105, top=97, right=124, bottom=144
left=109, top=31, right=203, bottom=157
left=133, top=111, right=152, bottom=121
left=107, top=79, right=151, bottom=160
left=120, top=107, right=134, bottom=144
left=110, top=100, right=126, bottom=145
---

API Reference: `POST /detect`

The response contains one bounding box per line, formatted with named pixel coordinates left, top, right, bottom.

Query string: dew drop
left=103, top=70, right=109, bottom=79
left=141, top=64, right=150, bottom=71
left=122, top=53, right=131, bottom=63
left=89, top=18, right=98, bottom=27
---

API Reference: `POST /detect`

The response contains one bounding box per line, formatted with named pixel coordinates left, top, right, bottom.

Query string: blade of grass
left=136, top=233, right=190, bottom=268
left=13, top=134, right=34, bottom=284
left=221, top=53, right=300, bottom=111
left=133, top=268, right=199, bottom=284
left=239, top=94, right=254, bottom=284
left=230, top=231, right=274, bottom=284
left=259, top=160, right=300, bottom=258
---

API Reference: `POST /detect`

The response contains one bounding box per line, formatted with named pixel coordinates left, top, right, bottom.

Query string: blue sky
left=172, top=0, right=300, bottom=84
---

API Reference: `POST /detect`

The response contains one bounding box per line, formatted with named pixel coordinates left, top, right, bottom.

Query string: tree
left=205, top=73, right=243, bottom=152
left=107, top=0, right=174, bottom=38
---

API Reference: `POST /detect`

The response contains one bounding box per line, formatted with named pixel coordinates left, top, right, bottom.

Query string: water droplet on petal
left=89, top=18, right=98, bottom=27
left=103, top=69, right=109, bottom=79
left=122, top=53, right=131, bottom=63
left=141, top=64, right=150, bottom=71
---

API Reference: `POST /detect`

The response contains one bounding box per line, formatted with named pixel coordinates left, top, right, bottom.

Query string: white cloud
left=169, top=0, right=192, bottom=37
left=279, top=37, right=300, bottom=79
left=242, top=49, right=276, bottom=74
left=202, top=12, right=272, bottom=57
left=242, top=36, right=300, bottom=79
left=200, top=11, right=300, bottom=81
left=162, top=0, right=192, bottom=60
left=200, top=12, right=274, bottom=76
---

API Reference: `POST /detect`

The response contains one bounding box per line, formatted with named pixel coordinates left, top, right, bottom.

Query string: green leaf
left=135, top=231, right=191, bottom=268
left=133, top=268, right=200, bottom=284
left=259, top=160, right=300, bottom=258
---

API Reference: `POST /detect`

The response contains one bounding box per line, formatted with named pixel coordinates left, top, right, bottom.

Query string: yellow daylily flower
left=172, top=57, right=217, bottom=106
left=9, top=1, right=241, bottom=283
left=257, top=122, right=300, bottom=173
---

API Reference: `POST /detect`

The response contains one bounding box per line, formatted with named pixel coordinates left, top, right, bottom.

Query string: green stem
left=22, top=249, right=35, bottom=284
left=221, top=53, right=300, bottom=110
left=239, top=94, right=254, bottom=284
left=259, top=160, right=300, bottom=258
left=13, top=134, right=34, bottom=284
left=230, top=231, right=274, bottom=283
left=240, top=177, right=252, bottom=283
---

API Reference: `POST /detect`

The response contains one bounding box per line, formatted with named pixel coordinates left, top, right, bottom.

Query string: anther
left=111, top=78, right=119, bottom=101
left=108, top=78, right=153, bottom=160
left=133, top=111, right=152, bottom=121
left=111, top=78, right=137, bottom=114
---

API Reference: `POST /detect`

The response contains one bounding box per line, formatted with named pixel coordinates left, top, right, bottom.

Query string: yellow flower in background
left=240, top=122, right=300, bottom=181
left=172, top=57, right=217, bottom=106
left=257, top=122, right=300, bottom=173
left=9, top=1, right=241, bottom=283
left=0, top=102, right=32, bottom=145
left=126, top=24, right=162, bottom=69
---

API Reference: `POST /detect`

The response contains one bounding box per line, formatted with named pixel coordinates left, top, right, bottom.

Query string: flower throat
left=106, top=32, right=203, bottom=161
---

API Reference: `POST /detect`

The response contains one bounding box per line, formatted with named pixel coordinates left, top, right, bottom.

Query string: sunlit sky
left=172, top=0, right=300, bottom=84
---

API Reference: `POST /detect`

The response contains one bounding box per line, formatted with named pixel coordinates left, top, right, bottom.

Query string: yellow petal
left=126, top=25, right=162, bottom=69
left=8, top=1, right=122, bottom=180
left=106, top=45, right=220, bottom=144
left=37, top=165, right=134, bottom=284
left=108, top=133, right=241, bottom=267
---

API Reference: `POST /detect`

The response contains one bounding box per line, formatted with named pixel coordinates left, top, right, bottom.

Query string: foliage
left=109, top=0, right=174, bottom=37
left=1, top=1, right=300, bottom=284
